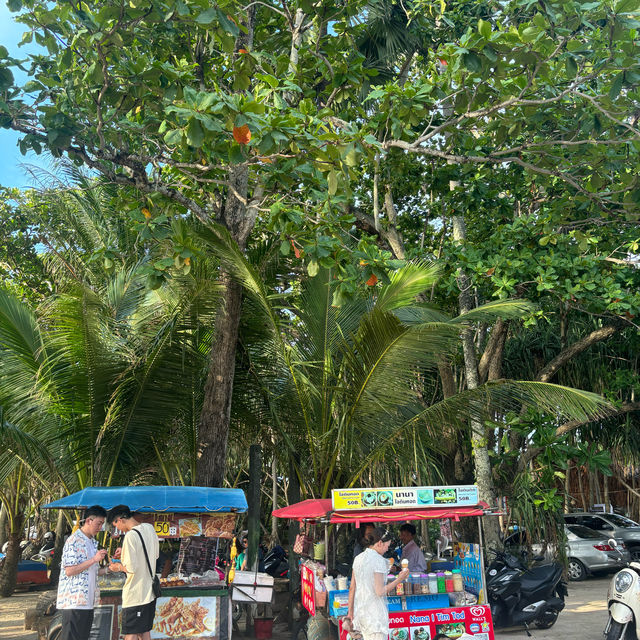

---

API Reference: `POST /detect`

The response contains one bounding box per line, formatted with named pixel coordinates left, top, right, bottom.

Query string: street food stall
left=273, top=485, right=496, bottom=640
left=43, top=485, right=248, bottom=640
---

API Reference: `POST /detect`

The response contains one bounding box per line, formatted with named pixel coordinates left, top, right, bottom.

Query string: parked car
left=563, top=512, right=640, bottom=561
left=564, top=524, right=629, bottom=580
left=503, top=524, right=629, bottom=581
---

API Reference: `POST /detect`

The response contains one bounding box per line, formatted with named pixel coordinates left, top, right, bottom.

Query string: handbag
left=134, top=528, right=162, bottom=599
left=293, top=533, right=313, bottom=556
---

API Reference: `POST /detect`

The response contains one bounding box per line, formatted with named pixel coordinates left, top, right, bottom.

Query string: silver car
left=503, top=525, right=629, bottom=581
left=565, top=524, right=629, bottom=581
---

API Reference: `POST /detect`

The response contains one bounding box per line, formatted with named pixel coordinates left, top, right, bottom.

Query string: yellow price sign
left=154, top=521, right=177, bottom=537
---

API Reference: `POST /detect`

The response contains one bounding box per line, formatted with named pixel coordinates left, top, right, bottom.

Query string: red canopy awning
left=272, top=499, right=333, bottom=521
left=272, top=499, right=491, bottom=523
left=330, top=502, right=490, bottom=524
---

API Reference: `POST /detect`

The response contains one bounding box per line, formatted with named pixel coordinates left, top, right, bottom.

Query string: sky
left=0, top=2, right=52, bottom=189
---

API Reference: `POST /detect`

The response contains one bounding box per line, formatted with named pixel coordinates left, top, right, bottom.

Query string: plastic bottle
left=436, top=572, right=446, bottom=594
left=452, top=569, right=463, bottom=592
left=444, top=570, right=454, bottom=593
left=409, top=573, right=420, bottom=594
left=420, top=574, right=429, bottom=594
left=428, top=572, right=438, bottom=594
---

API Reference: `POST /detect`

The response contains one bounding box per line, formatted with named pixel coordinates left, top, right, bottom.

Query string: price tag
left=154, top=521, right=171, bottom=537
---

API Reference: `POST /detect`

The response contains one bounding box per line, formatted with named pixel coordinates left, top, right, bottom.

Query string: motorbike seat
left=519, top=564, right=561, bottom=593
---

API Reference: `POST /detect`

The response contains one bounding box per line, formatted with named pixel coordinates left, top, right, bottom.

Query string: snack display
left=179, top=518, right=202, bottom=537
left=155, top=596, right=211, bottom=636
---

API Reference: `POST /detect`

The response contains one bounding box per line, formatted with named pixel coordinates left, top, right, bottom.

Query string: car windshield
left=605, top=514, right=639, bottom=528
left=566, top=525, right=604, bottom=539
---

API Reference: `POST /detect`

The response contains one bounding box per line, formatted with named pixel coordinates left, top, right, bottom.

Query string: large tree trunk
left=0, top=510, right=24, bottom=598
left=196, top=274, right=244, bottom=487
left=0, top=505, right=7, bottom=548
left=452, top=215, right=500, bottom=548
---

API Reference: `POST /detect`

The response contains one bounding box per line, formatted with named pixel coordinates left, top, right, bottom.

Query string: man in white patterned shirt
left=57, top=506, right=109, bottom=640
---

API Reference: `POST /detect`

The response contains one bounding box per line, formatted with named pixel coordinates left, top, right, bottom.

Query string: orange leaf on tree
left=238, top=48, right=247, bottom=54
left=142, top=207, right=152, bottom=219
left=290, top=239, right=301, bottom=259
left=366, top=274, right=378, bottom=286
left=233, top=124, right=251, bottom=145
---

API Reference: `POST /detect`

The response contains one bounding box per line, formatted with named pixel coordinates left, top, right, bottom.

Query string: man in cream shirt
left=107, top=505, right=159, bottom=640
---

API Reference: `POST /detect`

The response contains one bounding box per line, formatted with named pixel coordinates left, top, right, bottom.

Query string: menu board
left=331, top=486, right=479, bottom=511
left=134, top=513, right=236, bottom=539
left=339, top=606, right=494, bottom=640
left=89, top=605, right=114, bottom=640
left=300, top=564, right=316, bottom=617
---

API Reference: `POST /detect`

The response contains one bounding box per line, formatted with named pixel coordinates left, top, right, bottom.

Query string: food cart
left=43, top=485, right=248, bottom=640
left=273, top=485, right=496, bottom=640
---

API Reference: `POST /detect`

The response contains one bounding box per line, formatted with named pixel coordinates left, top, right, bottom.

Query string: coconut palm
left=199, top=225, right=610, bottom=501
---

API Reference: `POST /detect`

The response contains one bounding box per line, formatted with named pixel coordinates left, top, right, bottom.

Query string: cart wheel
left=292, top=616, right=309, bottom=640
left=307, top=615, right=332, bottom=640
left=47, top=612, right=62, bottom=640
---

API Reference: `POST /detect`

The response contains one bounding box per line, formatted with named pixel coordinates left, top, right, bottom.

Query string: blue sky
left=0, top=2, right=52, bottom=189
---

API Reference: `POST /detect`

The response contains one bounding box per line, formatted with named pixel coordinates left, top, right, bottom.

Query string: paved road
left=496, top=574, right=611, bottom=640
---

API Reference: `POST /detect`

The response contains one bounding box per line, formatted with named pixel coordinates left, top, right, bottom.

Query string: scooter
left=486, top=551, right=567, bottom=634
left=605, top=561, right=640, bottom=640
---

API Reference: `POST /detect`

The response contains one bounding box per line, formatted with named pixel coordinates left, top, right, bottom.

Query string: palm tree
left=200, top=226, right=610, bottom=502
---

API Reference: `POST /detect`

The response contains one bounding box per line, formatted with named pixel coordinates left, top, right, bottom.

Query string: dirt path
left=0, top=590, right=40, bottom=639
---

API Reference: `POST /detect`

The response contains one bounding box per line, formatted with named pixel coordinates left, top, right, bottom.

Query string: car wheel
left=567, top=558, right=586, bottom=581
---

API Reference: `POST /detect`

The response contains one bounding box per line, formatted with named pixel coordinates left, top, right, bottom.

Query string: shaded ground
left=0, top=590, right=40, bottom=639
left=497, top=573, right=611, bottom=639
left=0, top=574, right=614, bottom=640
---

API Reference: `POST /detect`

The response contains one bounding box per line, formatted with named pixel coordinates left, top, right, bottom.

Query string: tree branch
left=536, top=323, right=624, bottom=383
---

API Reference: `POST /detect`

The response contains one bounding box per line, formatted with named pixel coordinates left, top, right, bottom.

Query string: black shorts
left=121, top=599, right=156, bottom=634
left=61, top=609, right=94, bottom=640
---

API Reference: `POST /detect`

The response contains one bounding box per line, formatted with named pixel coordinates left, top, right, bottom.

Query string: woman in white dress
left=346, top=528, right=410, bottom=640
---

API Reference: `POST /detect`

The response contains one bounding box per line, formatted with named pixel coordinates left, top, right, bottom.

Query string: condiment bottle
left=452, top=569, right=463, bottom=592
left=421, top=574, right=429, bottom=594
left=428, top=572, right=438, bottom=594
left=444, top=570, right=454, bottom=593
left=409, top=572, right=419, bottom=594
left=396, top=579, right=405, bottom=596
left=436, top=572, right=446, bottom=593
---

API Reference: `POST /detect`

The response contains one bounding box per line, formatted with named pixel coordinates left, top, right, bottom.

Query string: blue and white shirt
left=56, top=529, right=99, bottom=609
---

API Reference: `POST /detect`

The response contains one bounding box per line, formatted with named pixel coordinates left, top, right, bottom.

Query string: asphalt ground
left=496, top=573, right=611, bottom=640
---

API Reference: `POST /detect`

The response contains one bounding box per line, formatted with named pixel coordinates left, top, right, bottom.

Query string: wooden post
left=247, top=444, right=262, bottom=571
left=247, top=444, right=262, bottom=631
left=287, top=458, right=300, bottom=629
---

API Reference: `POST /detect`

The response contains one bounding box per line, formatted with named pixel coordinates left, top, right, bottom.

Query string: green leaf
left=478, top=19, right=491, bottom=39
left=60, top=47, right=73, bottom=70
left=218, top=12, right=239, bottom=36
left=186, top=119, right=204, bottom=147
left=164, top=128, right=183, bottom=145
left=462, top=52, right=482, bottom=73
left=327, top=170, right=338, bottom=196
left=280, top=239, right=290, bottom=256
left=307, top=260, right=319, bottom=277
left=196, top=8, right=217, bottom=24
left=565, top=57, right=577, bottom=78
left=7, top=0, right=22, bottom=11
left=609, top=72, right=624, bottom=100
left=0, top=67, right=14, bottom=91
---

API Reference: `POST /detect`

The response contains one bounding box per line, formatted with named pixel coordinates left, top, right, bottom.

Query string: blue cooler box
left=328, top=590, right=350, bottom=617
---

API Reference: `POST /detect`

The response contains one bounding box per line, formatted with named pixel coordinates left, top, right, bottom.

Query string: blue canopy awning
left=43, top=486, right=247, bottom=514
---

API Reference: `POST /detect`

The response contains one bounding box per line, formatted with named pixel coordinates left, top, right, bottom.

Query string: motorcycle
left=486, top=550, right=567, bottom=633
left=263, top=545, right=289, bottom=578
left=605, top=561, right=640, bottom=640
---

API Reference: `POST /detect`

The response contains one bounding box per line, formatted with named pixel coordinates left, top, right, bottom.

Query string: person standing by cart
left=107, top=505, right=159, bottom=640
left=346, top=528, right=410, bottom=640
left=57, top=505, right=109, bottom=640
left=399, top=523, right=427, bottom=572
